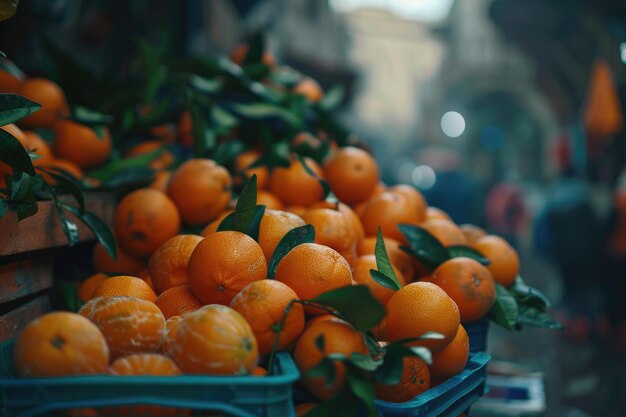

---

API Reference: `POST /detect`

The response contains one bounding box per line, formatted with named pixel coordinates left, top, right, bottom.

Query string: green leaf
left=63, top=205, right=116, bottom=259
left=100, top=167, right=155, bottom=189
left=267, top=224, right=315, bottom=278
left=210, top=139, right=245, bottom=165
left=349, top=352, right=382, bottom=372
left=0, top=94, right=41, bottom=125
left=398, top=224, right=450, bottom=271
left=0, top=199, right=8, bottom=216
left=58, top=280, right=83, bottom=313
left=270, top=66, right=300, bottom=88
left=135, top=38, right=167, bottom=102
left=447, top=245, right=491, bottom=266
left=319, top=85, right=344, bottom=111
left=516, top=303, right=563, bottom=330
left=231, top=174, right=258, bottom=235
left=188, top=74, right=223, bottom=94
left=211, top=105, right=238, bottom=129
left=0, top=128, right=36, bottom=175
left=346, top=366, right=377, bottom=417
left=40, top=168, right=85, bottom=213
left=230, top=102, right=301, bottom=127
left=189, top=104, right=215, bottom=156
left=0, top=0, right=19, bottom=22
left=296, top=154, right=331, bottom=199
left=0, top=50, right=5, bottom=58
left=488, top=284, right=519, bottom=330
left=0, top=57, right=24, bottom=79
left=9, top=192, right=37, bottom=220
left=242, top=32, right=265, bottom=66
left=309, top=285, right=386, bottom=332
left=57, top=208, right=80, bottom=247
left=510, top=276, right=550, bottom=309
left=88, top=149, right=162, bottom=181
left=369, top=270, right=401, bottom=291
left=217, top=205, right=266, bottom=241
left=10, top=171, right=31, bottom=200
left=315, top=334, right=325, bottom=352
left=71, top=106, right=113, bottom=126
left=374, top=341, right=431, bottom=385
left=372, top=227, right=401, bottom=290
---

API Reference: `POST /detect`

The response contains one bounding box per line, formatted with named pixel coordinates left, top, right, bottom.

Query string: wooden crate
left=0, top=193, right=115, bottom=341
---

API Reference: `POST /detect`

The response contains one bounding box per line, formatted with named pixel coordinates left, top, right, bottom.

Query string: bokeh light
left=440, top=111, right=466, bottom=138
left=411, top=165, right=437, bottom=190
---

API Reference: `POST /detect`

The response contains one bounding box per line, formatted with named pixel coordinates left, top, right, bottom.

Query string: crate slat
left=0, top=294, right=51, bottom=342
left=0, top=193, right=115, bottom=257
left=0, top=255, right=53, bottom=305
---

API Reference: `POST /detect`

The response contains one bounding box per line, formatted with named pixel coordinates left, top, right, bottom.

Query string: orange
left=92, top=240, right=145, bottom=276
left=93, top=275, right=157, bottom=302
left=252, top=366, right=268, bottom=376
left=309, top=201, right=365, bottom=243
left=359, top=191, right=422, bottom=242
left=77, top=273, right=109, bottom=303
left=257, top=190, right=284, bottom=210
left=304, top=314, right=336, bottom=331
left=0, top=70, right=22, bottom=93
left=302, top=207, right=358, bottom=267
left=426, top=207, right=451, bottom=221
left=386, top=282, right=460, bottom=352
left=388, top=185, right=427, bottom=223
left=114, top=188, right=181, bottom=257
left=323, top=147, right=379, bottom=206
left=13, top=312, right=109, bottom=377
left=293, top=77, right=323, bottom=103
left=125, top=140, right=174, bottom=170
left=137, top=268, right=155, bottom=290
left=155, top=286, right=204, bottom=319
left=285, top=205, right=308, bottom=218
left=187, top=231, right=267, bottom=305
left=419, top=219, right=466, bottom=247
left=234, top=150, right=269, bottom=190
left=230, top=44, right=276, bottom=67
left=17, top=78, right=69, bottom=128
left=79, top=296, right=165, bottom=358
left=148, top=234, right=203, bottom=294
left=167, top=159, right=233, bottom=226
left=110, top=353, right=181, bottom=375
left=429, top=325, right=469, bottom=382
left=352, top=255, right=406, bottom=306
left=371, top=318, right=389, bottom=342
left=161, top=315, right=183, bottom=357
left=431, top=258, right=496, bottom=322
left=460, top=224, right=487, bottom=244
left=200, top=210, right=233, bottom=237
left=172, top=305, right=258, bottom=374
left=149, top=123, right=177, bottom=143
left=54, top=120, right=112, bottom=169
left=472, top=235, right=520, bottom=288
left=274, top=243, right=352, bottom=315
left=255, top=209, right=306, bottom=263
left=295, top=403, right=318, bottom=417
left=293, top=318, right=368, bottom=400
left=357, top=236, right=414, bottom=282
left=150, top=170, right=172, bottom=192
left=230, top=280, right=305, bottom=355
left=39, top=159, right=84, bottom=183
left=269, top=157, right=325, bottom=206
left=375, top=356, right=430, bottom=403
left=23, top=131, right=53, bottom=166
left=177, top=110, right=193, bottom=146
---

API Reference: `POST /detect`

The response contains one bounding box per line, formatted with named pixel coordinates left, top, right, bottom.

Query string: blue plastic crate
left=0, top=341, right=299, bottom=417
left=374, top=352, right=490, bottom=417
left=464, top=319, right=490, bottom=352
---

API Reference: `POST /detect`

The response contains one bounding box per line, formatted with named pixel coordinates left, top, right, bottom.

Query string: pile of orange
left=7, top=50, right=522, bottom=415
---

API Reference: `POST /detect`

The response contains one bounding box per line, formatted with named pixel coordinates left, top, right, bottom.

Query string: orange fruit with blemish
left=188, top=231, right=267, bottom=305
left=167, top=159, right=232, bottom=226
left=230, top=279, right=304, bottom=355
left=79, top=296, right=165, bottom=359
left=148, top=234, right=203, bottom=294
left=375, top=355, right=430, bottom=402
left=13, top=312, right=109, bottom=377
left=93, top=275, right=157, bottom=302
left=114, top=188, right=181, bottom=257
left=172, top=304, right=258, bottom=374
left=155, top=286, right=204, bottom=319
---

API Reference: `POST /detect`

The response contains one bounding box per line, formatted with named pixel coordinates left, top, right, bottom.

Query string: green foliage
left=0, top=94, right=40, bottom=125
left=399, top=223, right=450, bottom=271
left=447, top=245, right=491, bottom=265
left=216, top=174, right=265, bottom=240
left=370, top=227, right=401, bottom=290
left=267, top=224, right=315, bottom=278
